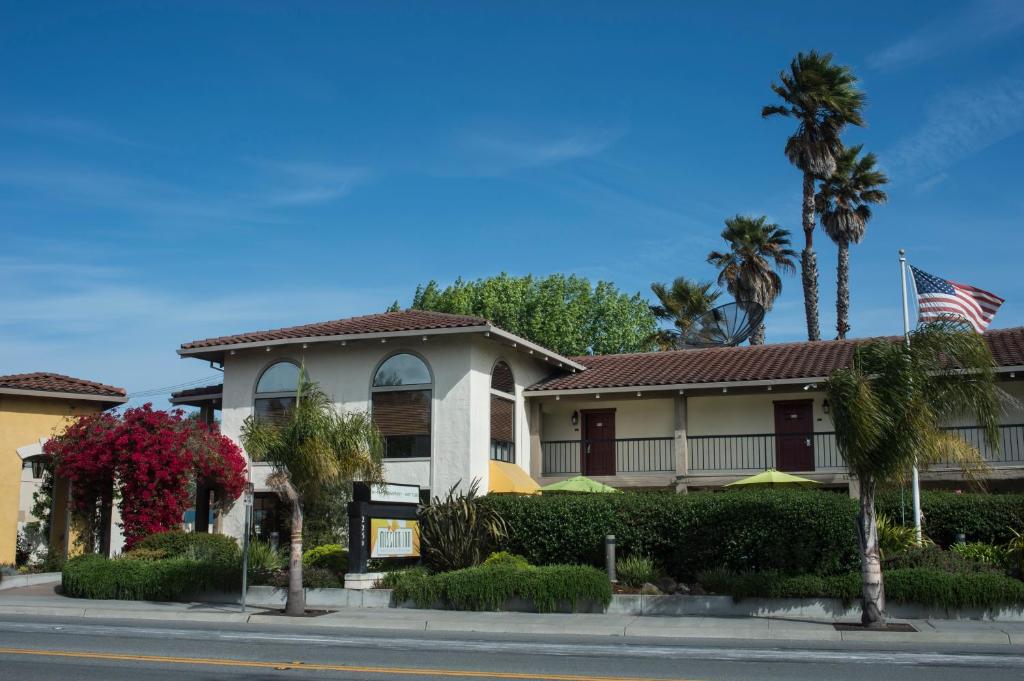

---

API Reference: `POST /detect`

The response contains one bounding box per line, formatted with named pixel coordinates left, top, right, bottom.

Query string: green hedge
left=483, top=490, right=860, bottom=579
left=133, top=530, right=240, bottom=564
left=697, top=567, right=1024, bottom=610
left=303, top=544, right=347, bottom=575
left=381, top=564, right=612, bottom=613
left=62, top=554, right=237, bottom=600
left=876, top=491, right=1024, bottom=546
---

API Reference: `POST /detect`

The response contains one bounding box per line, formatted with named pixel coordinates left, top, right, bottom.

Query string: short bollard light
left=606, top=534, right=617, bottom=583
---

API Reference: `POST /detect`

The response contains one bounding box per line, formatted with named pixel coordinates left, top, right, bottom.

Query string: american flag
left=910, top=265, right=1004, bottom=333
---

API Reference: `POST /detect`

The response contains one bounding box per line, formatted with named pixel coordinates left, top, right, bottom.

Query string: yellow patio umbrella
left=540, top=475, right=621, bottom=493
left=725, top=469, right=819, bottom=487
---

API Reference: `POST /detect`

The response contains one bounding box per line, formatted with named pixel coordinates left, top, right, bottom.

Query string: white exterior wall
left=686, top=390, right=830, bottom=436
left=216, top=333, right=552, bottom=539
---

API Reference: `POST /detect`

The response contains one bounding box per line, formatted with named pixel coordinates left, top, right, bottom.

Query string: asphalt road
left=0, top=615, right=1022, bottom=681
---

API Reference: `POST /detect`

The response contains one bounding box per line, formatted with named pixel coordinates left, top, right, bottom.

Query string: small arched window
left=371, top=353, right=432, bottom=459
left=490, top=361, right=515, bottom=463
left=254, top=361, right=299, bottom=423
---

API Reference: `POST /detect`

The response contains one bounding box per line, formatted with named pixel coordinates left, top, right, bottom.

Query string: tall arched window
left=371, top=353, right=432, bottom=459
left=254, top=361, right=299, bottom=423
left=490, top=361, right=515, bottom=463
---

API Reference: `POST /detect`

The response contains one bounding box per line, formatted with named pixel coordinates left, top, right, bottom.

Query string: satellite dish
left=680, top=301, right=765, bottom=348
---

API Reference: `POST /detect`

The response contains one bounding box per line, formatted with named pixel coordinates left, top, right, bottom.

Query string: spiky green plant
left=419, top=481, right=508, bottom=573
left=763, top=51, right=865, bottom=341
left=241, top=375, right=385, bottom=615
left=826, top=321, right=1000, bottom=627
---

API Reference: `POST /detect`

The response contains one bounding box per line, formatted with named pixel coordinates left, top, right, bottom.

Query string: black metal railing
left=490, top=439, right=515, bottom=463
left=686, top=432, right=843, bottom=473
left=937, top=424, right=1024, bottom=465
left=541, top=437, right=674, bottom=476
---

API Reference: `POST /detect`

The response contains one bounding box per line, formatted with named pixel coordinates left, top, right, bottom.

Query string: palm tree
left=825, top=322, right=999, bottom=627
left=240, top=376, right=385, bottom=615
left=763, top=51, right=865, bottom=341
left=649, top=277, right=721, bottom=349
left=707, top=215, right=797, bottom=344
left=816, top=145, right=888, bottom=339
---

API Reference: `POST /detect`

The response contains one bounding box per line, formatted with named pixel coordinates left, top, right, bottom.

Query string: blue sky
left=2, top=1, right=1023, bottom=407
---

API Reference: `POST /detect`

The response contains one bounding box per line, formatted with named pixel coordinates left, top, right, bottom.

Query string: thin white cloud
left=887, top=72, right=1024, bottom=182
left=0, top=114, right=145, bottom=148
left=867, top=0, right=1024, bottom=70
left=255, top=160, right=368, bottom=206
left=449, top=127, right=623, bottom=176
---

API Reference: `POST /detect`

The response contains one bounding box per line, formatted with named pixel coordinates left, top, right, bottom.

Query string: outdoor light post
left=240, top=482, right=254, bottom=613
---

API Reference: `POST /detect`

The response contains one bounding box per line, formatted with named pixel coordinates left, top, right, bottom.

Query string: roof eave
left=523, top=375, right=830, bottom=396
left=0, top=386, right=128, bottom=407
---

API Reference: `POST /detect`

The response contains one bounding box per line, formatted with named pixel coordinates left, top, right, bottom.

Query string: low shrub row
left=697, top=567, right=1024, bottom=610
left=380, top=564, right=612, bottom=613
left=62, top=554, right=237, bottom=600
left=876, top=491, right=1024, bottom=547
left=483, top=490, right=860, bottom=579
left=134, top=530, right=240, bottom=564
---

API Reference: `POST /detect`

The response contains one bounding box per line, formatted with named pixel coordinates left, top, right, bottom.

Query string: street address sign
left=370, top=483, right=420, bottom=505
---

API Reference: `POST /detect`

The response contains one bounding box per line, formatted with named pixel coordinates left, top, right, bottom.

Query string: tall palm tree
left=763, top=51, right=865, bottom=342
left=241, top=376, right=385, bottom=615
left=649, top=277, right=722, bottom=349
left=825, top=322, right=999, bottom=627
left=707, top=215, right=797, bottom=345
left=815, top=145, right=888, bottom=339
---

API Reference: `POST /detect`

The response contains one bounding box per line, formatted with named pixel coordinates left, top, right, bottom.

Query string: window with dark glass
left=372, top=353, right=432, bottom=459
left=254, top=361, right=299, bottom=424
left=490, top=361, right=515, bottom=463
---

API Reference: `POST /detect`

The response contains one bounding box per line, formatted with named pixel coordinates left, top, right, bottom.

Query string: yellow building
left=0, top=372, right=126, bottom=564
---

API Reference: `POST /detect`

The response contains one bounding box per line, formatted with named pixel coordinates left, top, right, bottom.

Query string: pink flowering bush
left=45, top=405, right=246, bottom=548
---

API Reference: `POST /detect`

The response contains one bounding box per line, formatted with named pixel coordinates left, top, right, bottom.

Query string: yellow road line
left=0, top=647, right=696, bottom=681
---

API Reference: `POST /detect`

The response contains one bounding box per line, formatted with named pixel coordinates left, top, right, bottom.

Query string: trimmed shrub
left=483, top=551, right=530, bottom=569
left=484, top=489, right=859, bottom=579
left=951, top=542, right=1007, bottom=567
left=696, top=567, right=1024, bottom=609
left=616, top=555, right=658, bottom=587
left=383, top=564, right=611, bottom=613
left=884, top=545, right=1002, bottom=575
left=303, top=544, right=347, bottom=574
left=133, top=530, right=239, bottom=564
left=269, top=566, right=342, bottom=589
left=876, top=491, right=1024, bottom=547
left=62, top=554, right=237, bottom=600
left=121, top=548, right=167, bottom=561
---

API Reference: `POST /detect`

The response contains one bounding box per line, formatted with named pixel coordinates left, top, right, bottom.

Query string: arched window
left=371, top=353, right=432, bottom=459
left=490, top=361, right=515, bottom=463
left=254, top=361, right=299, bottom=423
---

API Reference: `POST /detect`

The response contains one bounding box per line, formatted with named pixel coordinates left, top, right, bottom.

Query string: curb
left=0, top=573, right=61, bottom=591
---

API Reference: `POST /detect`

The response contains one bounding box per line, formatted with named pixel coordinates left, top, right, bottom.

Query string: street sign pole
left=240, top=482, right=254, bottom=613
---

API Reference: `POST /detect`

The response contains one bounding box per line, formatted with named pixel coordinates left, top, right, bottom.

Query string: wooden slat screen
left=490, top=395, right=514, bottom=443
left=372, top=390, right=431, bottom=436
left=491, top=361, right=514, bottom=394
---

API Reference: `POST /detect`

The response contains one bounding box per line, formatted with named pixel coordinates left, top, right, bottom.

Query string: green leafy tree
left=825, top=322, right=999, bottom=627
left=707, top=215, right=796, bottom=344
left=815, top=145, right=888, bottom=339
left=648, top=278, right=722, bottom=350
left=763, top=51, right=865, bottom=341
left=241, top=376, right=385, bottom=615
left=410, top=273, right=656, bottom=356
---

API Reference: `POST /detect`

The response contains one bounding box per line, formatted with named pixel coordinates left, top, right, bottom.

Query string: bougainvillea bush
left=44, top=405, right=246, bottom=548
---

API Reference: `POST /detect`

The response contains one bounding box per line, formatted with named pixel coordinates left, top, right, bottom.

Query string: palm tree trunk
left=750, top=323, right=766, bottom=345
left=282, top=482, right=306, bottom=616
left=801, top=171, right=821, bottom=342
left=836, top=242, right=850, bottom=340
left=857, top=476, right=886, bottom=627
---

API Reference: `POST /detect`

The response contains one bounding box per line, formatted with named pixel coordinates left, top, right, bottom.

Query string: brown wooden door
left=582, top=410, right=616, bottom=476
left=774, top=400, right=814, bottom=472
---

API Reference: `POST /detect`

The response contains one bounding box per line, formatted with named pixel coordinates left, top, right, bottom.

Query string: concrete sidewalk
left=2, top=586, right=1023, bottom=646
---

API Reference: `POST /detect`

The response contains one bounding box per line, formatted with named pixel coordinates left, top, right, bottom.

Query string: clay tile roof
left=170, top=384, right=223, bottom=399
left=0, top=372, right=127, bottom=399
left=528, top=326, right=1024, bottom=391
left=180, top=310, right=489, bottom=351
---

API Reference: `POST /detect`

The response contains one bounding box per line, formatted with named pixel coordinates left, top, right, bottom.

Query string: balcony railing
left=541, top=437, right=674, bottom=476
left=687, top=432, right=843, bottom=473
left=490, top=439, right=515, bottom=463
left=936, top=424, right=1024, bottom=466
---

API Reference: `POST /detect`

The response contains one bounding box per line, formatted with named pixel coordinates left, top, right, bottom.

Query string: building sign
left=369, top=518, right=420, bottom=558
left=370, top=483, right=420, bottom=505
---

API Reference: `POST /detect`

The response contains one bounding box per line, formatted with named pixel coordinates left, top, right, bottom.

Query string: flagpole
left=899, top=249, right=923, bottom=543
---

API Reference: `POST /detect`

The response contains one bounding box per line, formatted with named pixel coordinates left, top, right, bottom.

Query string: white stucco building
left=173, top=311, right=1024, bottom=541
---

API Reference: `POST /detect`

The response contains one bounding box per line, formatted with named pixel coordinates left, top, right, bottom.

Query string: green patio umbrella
left=540, top=475, right=621, bottom=493
left=725, top=469, right=819, bottom=487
